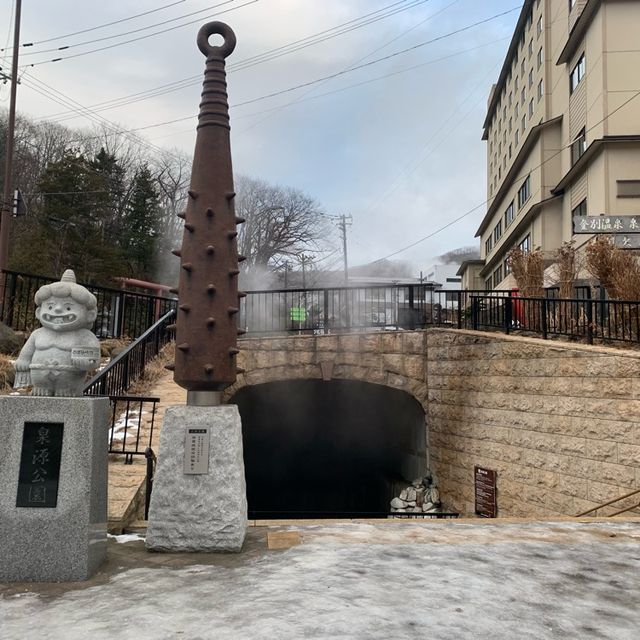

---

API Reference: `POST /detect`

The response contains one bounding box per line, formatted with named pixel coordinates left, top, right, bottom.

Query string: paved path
left=2, top=519, right=640, bottom=639
left=108, top=372, right=185, bottom=531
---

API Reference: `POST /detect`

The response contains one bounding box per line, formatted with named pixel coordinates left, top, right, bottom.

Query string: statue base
left=0, top=396, right=110, bottom=582
left=146, top=405, right=247, bottom=552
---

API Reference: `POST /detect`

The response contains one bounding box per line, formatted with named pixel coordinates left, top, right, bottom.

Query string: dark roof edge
left=556, top=0, right=602, bottom=65
left=551, top=135, right=640, bottom=194
left=476, top=115, right=563, bottom=238
left=482, top=1, right=535, bottom=132
left=478, top=194, right=561, bottom=276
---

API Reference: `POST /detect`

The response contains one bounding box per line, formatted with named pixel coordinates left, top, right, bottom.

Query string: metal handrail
left=575, top=487, right=640, bottom=517
left=84, top=309, right=175, bottom=396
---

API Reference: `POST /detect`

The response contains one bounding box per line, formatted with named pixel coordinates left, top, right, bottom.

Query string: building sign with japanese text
left=16, top=422, right=64, bottom=508
left=573, top=215, right=640, bottom=234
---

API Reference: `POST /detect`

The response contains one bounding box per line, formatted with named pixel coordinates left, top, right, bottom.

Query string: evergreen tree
left=121, top=165, right=160, bottom=279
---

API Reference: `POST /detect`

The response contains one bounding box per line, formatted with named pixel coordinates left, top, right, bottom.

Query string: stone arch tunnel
left=230, top=379, right=427, bottom=518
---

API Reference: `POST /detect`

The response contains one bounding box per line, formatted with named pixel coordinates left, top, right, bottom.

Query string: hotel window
left=570, top=53, right=586, bottom=93
left=515, top=76, right=519, bottom=91
left=528, top=39, right=533, bottom=56
left=528, top=69, right=533, bottom=88
left=521, top=59, right=525, bottom=75
left=485, top=277, right=493, bottom=291
left=494, top=220, right=503, bottom=243
left=537, top=15, right=542, bottom=37
left=521, top=114, right=526, bottom=132
left=504, top=201, right=515, bottom=227
left=493, top=265, right=503, bottom=287
left=517, top=175, right=531, bottom=208
left=504, top=258, right=512, bottom=276
left=569, top=0, right=577, bottom=9
left=508, top=144, right=512, bottom=159
left=529, top=98, right=534, bottom=117
left=508, top=117, right=512, bottom=132
left=503, top=106, right=507, bottom=120
left=515, top=102, right=519, bottom=118
left=571, top=199, right=587, bottom=217
left=485, top=236, right=493, bottom=255
left=537, top=47, right=543, bottom=69
left=521, top=87, right=526, bottom=105
left=571, top=127, right=586, bottom=165
left=518, top=234, right=531, bottom=253
left=537, top=78, right=544, bottom=100
left=515, top=129, right=519, bottom=145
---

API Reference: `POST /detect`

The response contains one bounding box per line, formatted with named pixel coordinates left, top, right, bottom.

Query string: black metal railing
left=107, top=395, right=160, bottom=464
left=84, top=309, right=175, bottom=396
left=0, top=269, right=176, bottom=338
left=240, top=285, right=640, bottom=346
left=239, top=285, right=463, bottom=335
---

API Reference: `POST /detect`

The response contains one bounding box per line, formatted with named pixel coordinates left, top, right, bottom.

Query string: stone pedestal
left=0, top=396, right=110, bottom=582
left=146, top=405, right=247, bottom=552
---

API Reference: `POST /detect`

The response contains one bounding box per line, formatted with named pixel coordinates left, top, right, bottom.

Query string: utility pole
left=337, top=214, right=352, bottom=284
left=0, top=0, right=22, bottom=274
left=300, top=254, right=307, bottom=289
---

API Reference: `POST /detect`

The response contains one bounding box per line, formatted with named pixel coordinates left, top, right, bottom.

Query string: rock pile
left=390, top=476, right=441, bottom=514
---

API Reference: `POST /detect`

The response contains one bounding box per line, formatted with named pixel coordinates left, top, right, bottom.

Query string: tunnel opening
left=230, top=379, right=427, bottom=519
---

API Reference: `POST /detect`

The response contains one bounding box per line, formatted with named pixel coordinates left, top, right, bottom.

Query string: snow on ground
left=109, top=409, right=148, bottom=443
left=1, top=520, right=639, bottom=640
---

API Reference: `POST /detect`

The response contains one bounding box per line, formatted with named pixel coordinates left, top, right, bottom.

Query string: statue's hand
left=14, top=359, right=30, bottom=372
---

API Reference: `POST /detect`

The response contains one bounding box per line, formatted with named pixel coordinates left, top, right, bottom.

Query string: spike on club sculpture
left=171, top=21, right=244, bottom=404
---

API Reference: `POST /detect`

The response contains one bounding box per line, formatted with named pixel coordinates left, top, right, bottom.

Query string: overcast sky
left=0, top=0, right=522, bottom=275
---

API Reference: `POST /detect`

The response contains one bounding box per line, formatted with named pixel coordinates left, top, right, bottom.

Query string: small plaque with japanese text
left=184, top=427, right=210, bottom=475
left=475, top=466, right=497, bottom=518
left=16, top=422, right=64, bottom=508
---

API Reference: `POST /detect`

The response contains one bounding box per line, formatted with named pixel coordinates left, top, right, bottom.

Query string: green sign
left=290, top=307, right=306, bottom=322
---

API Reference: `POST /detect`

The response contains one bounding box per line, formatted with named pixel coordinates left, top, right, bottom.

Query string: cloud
left=2, top=0, right=520, bottom=273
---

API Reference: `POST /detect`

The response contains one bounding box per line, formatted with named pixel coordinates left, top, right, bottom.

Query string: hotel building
left=462, top=0, right=640, bottom=291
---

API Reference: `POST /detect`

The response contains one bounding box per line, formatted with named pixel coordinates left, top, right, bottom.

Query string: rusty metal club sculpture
left=169, top=21, right=245, bottom=406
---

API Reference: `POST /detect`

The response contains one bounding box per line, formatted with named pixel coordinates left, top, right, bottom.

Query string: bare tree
left=235, top=174, right=330, bottom=271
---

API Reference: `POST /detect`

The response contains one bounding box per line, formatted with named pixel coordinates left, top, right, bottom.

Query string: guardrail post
left=408, top=285, right=415, bottom=330
left=541, top=297, right=548, bottom=339
left=115, top=291, right=125, bottom=338
left=585, top=287, right=594, bottom=345
left=504, top=291, right=512, bottom=335
left=457, top=291, right=462, bottom=329
left=323, top=289, right=329, bottom=334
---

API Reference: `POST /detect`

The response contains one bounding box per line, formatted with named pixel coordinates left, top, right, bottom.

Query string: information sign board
left=184, top=427, right=210, bottom=474
left=474, top=466, right=497, bottom=518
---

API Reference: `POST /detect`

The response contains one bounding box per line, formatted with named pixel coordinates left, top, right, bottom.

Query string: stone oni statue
left=14, top=269, right=101, bottom=397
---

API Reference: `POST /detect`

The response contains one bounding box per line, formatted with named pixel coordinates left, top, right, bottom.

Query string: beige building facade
left=468, top=0, right=640, bottom=291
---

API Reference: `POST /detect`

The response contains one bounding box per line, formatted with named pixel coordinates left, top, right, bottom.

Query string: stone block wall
left=427, top=329, right=640, bottom=518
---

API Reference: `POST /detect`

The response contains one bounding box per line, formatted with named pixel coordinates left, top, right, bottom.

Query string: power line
left=20, top=0, right=258, bottom=68
left=235, top=0, right=460, bottom=136
left=33, top=0, right=433, bottom=122
left=16, top=0, right=237, bottom=57
left=42, top=8, right=518, bottom=139
left=368, top=87, right=640, bottom=264
left=231, top=7, right=521, bottom=109
left=62, top=38, right=507, bottom=144
left=3, top=0, right=187, bottom=50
